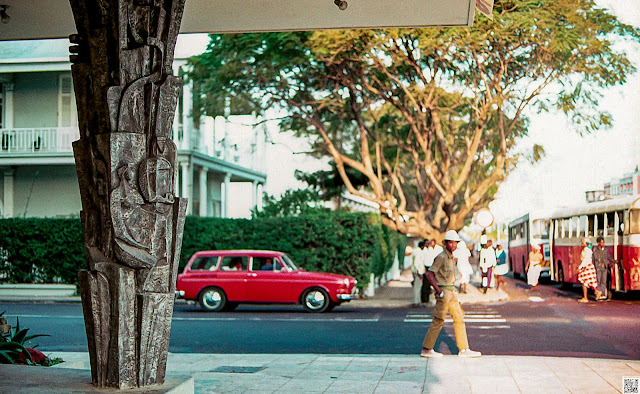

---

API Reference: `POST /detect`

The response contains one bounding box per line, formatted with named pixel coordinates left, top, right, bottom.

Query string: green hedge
left=0, top=218, right=85, bottom=284
left=0, top=213, right=405, bottom=289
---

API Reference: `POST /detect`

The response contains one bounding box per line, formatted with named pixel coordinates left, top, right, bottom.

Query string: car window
left=191, top=256, right=219, bottom=271
left=281, top=254, right=299, bottom=271
left=220, top=256, right=248, bottom=271
left=251, top=256, right=283, bottom=272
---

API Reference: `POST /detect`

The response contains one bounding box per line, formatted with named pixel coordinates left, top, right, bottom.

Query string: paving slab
left=3, top=353, right=639, bottom=393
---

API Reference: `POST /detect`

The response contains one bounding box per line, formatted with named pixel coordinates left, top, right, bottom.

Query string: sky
left=177, top=0, right=640, bottom=221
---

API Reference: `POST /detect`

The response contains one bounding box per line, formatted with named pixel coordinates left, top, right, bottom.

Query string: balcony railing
left=1, top=126, right=266, bottom=173
left=0, top=127, right=79, bottom=154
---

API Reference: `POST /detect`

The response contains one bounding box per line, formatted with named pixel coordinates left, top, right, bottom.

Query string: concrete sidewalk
left=10, top=351, right=636, bottom=393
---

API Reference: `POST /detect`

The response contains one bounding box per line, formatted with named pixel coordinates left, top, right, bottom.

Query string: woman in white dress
left=454, top=240, right=473, bottom=293
left=526, top=242, right=543, bottom=291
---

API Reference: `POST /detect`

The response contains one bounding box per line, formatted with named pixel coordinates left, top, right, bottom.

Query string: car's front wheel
left=199, top=287, right=227, bottom=312
left=301, top=287, right=331, bottom=313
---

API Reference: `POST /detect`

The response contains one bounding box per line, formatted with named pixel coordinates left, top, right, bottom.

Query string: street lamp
left=475, top=208, right=494, bottom=245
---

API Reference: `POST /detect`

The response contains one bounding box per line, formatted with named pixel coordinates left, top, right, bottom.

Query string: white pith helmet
left=443, top=230, right=461, bottom=242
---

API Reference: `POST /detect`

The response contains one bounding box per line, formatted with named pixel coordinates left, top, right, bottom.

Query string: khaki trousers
left=422, top=289, right=469, bottom=351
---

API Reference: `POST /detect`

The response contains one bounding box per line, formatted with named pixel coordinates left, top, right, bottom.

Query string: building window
left=0, top=82, right=4, bottom=129
left=58, top=74, right=78, bottom=127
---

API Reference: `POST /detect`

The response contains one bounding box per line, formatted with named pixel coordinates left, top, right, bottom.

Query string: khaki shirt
left=429, top=248, right=456, bottom=286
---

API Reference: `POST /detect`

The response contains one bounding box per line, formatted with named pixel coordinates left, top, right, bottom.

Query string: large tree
left=189, top=0, right=639, bottom=239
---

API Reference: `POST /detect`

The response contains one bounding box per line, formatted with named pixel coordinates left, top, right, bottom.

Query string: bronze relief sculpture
left=68, top=0, right=187, bottom=388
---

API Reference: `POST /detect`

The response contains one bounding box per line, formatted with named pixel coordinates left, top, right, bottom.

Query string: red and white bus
left=507, top=212, right=551, bottom=279
left=549, top=195, right=640, bottom=293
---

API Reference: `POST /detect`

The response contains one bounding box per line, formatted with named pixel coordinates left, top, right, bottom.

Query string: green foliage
left=187, top=0, right=640, bottom=237
left=0, top=215, right=405, bottom=289
left=251, top=189, right=330, bottom=218
left=0, top=219, right=85, bottom=284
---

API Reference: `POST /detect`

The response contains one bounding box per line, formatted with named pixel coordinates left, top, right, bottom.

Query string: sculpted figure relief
left=68, top=0, right=187, bottom=388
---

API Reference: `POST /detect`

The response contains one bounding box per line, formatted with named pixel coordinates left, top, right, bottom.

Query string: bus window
left=562, top=218, right=569, bottom=238
left=595, top=213, right=605, bottom=237
left=580, top=215, right=589, bottom=237
left=605, top=213, right=615, bottom=237
left=540, top=220, right=550, bottom=239
left=571, top=216, right=582, bottom=238
left=630, top=210, right=640, bottom=234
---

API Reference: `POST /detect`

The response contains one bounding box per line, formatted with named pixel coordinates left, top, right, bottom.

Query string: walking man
left=421, top=230, right=482, bottom=358
left=593, top=236, right=615, bottom=300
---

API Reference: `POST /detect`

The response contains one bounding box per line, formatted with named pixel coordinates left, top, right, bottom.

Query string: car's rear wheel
left=199, top=287, right=227, bottom=312
left=301, top=288, right=330, bottom=313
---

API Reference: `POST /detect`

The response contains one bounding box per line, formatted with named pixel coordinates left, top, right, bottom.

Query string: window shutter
left=58, top=75, right=77, bottom=127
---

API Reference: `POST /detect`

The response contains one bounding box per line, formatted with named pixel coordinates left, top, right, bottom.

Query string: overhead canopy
left=0, top=0, right=477, bottom=41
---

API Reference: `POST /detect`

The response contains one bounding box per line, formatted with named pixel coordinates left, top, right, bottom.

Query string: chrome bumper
left=337, top=293, right=359, bottom=301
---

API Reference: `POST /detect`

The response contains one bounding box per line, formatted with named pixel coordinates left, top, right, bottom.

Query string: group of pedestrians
left=413, top=228, right=617, bottom=359
left=411, top=236, right=478, bottom=306
left=578, top=236, right=615, bottom=302
left=478, top=238, right=508, bottom=293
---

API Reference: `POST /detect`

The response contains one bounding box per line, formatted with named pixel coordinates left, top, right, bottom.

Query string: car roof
left=193, top=250, right=284, bottom=257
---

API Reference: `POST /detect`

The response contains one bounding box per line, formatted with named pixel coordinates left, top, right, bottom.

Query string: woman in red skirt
left=577, top=237, right=602, bottom=303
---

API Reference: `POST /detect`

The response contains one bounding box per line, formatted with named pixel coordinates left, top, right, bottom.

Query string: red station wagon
left=176, top=250, right=358, bottom=313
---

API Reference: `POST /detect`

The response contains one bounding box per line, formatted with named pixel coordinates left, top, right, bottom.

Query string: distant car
left=176, top=250, right=358, bottom=313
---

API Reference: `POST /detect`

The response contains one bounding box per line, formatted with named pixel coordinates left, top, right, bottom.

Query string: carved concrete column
left=68, top=0, right=187, bottom=388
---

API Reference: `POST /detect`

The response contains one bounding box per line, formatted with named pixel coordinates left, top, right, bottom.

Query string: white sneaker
left=420, top=349, right=443, bottom=358
left=458, top=349, right=481, bottom=358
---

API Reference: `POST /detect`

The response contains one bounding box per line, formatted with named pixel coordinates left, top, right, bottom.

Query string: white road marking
left=529, top=296, right=545, bottom=302
left=404, top=318, right=507, bottom=323
left=406, top=314, right=500, bottom=318
left=4, top=314, right=83, bottom=319
left=404, top=309, right=509, bottom=329
left=468, top=325, right=511, bottom=329
left=6, top=314, right=380, bottom=323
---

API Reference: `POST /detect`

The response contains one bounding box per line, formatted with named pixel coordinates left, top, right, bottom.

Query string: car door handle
left=248, top=273, right=258, bottom=277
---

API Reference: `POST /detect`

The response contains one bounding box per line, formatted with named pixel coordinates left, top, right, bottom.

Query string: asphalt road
left=1, top=276, right=638, bottom=359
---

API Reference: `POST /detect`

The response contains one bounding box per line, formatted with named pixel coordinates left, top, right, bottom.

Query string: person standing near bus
left=479, top=239, right=496, bottom=293
left=526, top=243, right=543, bottom=291
left=494, top=244, right=508, bottom=291
left=577, top=237, right=602, bottom=303
left=592, top=236, right=615, bottom=300
left=421, top=230, right=481, bottom=358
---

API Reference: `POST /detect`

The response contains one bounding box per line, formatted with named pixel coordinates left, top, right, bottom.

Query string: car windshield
left=280, top=254, right=299, bottom=271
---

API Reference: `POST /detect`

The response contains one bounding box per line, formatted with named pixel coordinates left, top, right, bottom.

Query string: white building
left=0, top=38, right=266, bottom=218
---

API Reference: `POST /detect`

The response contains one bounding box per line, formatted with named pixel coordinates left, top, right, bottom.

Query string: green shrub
left=0, top=219, right=84, bottom=284
left=0, top=213, right=405, bottom=289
